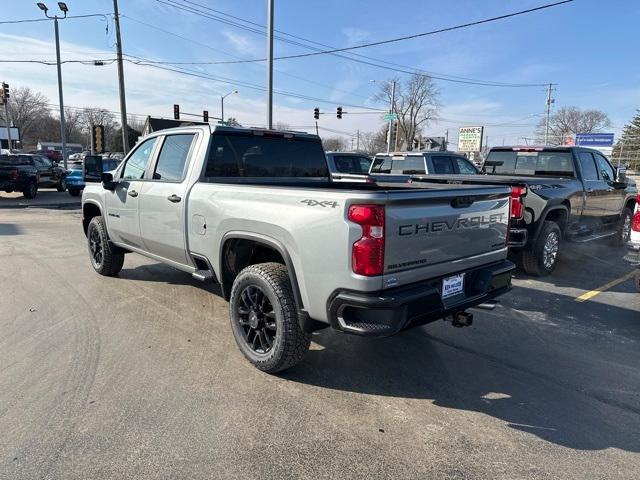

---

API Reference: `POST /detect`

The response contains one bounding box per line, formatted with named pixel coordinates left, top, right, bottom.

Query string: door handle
left=127, top=190, right=138, bottom=197
left=167, top=194, right=182, bottom=203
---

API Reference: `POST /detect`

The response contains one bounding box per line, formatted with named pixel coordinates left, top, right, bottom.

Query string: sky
left=1, top=0, right=639, bottom=149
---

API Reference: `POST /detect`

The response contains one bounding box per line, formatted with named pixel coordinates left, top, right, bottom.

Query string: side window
left=32, top=156, right=45, bottom=167
left=358, top=157, right=372, bottom=174
left=432, top=156, right=454, bottom=174
left=371, top=157, right=391, bottom=174
left=593, top=153, right=615, bottom=182
left=153, top=134, right=195, bottom=182
left=454, top=157, right=477, bottom=174
left=121, top=137, right=157, bottom=180
left=577, top=152, right=598, bottom=181
left=333, top=155, right=357, bottom=174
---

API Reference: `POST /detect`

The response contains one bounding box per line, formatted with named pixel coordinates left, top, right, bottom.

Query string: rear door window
left=204, top=132, right=328, bottom=178
left=454, top=156, right=477, bottom=174
left=577, top=152, right=598, bottom=181
left=431, top=156, right=455, bottom=174
left=485, top=150, right=574, bottom=176
left=153, top=134, right=195, bottom=182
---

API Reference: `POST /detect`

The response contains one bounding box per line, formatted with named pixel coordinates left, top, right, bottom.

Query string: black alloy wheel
left=236, top=285, right=277, bottom=354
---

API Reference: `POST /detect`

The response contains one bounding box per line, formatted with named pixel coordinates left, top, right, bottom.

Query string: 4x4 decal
left=300, top=199, right=339, bottom=208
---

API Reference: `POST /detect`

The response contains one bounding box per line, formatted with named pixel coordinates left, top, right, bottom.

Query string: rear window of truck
left=371, top=156, right=425, bottom=174
left=203, top=132, right=328, bottom=178
left=484, top=150, right=575, bottom=176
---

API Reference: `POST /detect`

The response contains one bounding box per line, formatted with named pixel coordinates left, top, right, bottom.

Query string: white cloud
left=221, top=30, right=260, bottom=56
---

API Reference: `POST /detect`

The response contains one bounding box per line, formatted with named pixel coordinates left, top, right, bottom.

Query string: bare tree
left=0, top=86, right=51, bottom=145
left=375, top=74, right=439, bottom=150
left=322, top=136, right=348, bottom=152
left=275, top=121, right=291, bottom=131
left=62, top=107, right=84, bottom=144
left=359, top=127, right=388, bottom=155
left=535, top=106, right=612, bottom=145
left=81, top=107, right=118, bottom=148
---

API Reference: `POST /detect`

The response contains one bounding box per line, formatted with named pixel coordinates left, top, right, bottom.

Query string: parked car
left=624, top=193, right=640, bottom=291
left=82, top=125, right=515, bottom=373
left=0, top=153, right=67, bottom=197
left=30, top=149, right=62, bottom=163
left=412, top=146, right=637, bottom=276
left=67, top=156, right=121, bottom=196
left=0, top=154, right=39, bottom=198
left=370, top=151, right=479, bottom=176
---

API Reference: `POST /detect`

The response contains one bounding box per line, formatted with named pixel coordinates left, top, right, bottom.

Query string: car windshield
left=484, top=150, right=575, bottom=176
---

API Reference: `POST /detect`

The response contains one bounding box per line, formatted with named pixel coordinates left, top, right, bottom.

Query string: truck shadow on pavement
left=282, top=286, right=640, bottom=453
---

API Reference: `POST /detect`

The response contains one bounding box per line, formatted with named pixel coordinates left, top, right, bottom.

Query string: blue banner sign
left=575, top=133, right=614, bottom=147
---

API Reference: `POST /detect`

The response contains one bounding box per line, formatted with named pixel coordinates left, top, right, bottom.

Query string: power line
left=0, top=13, right=110, bottom=25
left=153, top=0, right=570, bottom=87
left=169, top=0, right=556, bottom=87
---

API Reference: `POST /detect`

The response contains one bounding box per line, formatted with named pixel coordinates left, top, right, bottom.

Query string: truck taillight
left=511, top=186, right=526, bottom=219
left=348, top=204, right=385, bottom=276
left=632, top=194, right=640, bottom=233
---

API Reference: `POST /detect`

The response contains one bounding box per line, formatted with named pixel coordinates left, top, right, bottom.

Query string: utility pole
left=113, top=0, right=129, bottom=154
left=394, top=121, right=400, bottom=152
left=445, top=129, right=449, bottom=150
left=266, top=0, right=274, bottom=129
left=315, top=121, right=318, bottom=136
left=356, top=129, right=360, bottom=151
left=386, top=80, right=396, bottom=153
left=544, top=82, right=554, bottom=145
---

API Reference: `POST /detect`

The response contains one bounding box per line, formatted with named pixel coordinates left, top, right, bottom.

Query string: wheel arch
left=532, top=204, right=569, bottom=242
left=218, top=232, right=304, bottom=311
left=82, top=201, right=103, bottom=236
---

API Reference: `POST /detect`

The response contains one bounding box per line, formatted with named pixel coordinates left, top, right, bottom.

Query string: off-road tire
left=68, top=188, right=81, bottom=197
left=611, top=207, right=633, bottom=246
left=522, top=221, right=561, bottom=276
left=229, top=262, right=311, bottom=373
left=56, top=178, right=67, bottom=192
left=22, top=180, right=37, bottom=199
left=87, top=216, right=124, bottom=276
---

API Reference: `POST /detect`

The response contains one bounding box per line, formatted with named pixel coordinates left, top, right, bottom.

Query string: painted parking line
left=575, top=271, right=636, bottom=303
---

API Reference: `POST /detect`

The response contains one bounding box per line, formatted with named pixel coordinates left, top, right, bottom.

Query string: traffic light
left=173, top=104, right=180, bottom=120
left=92, top=125, right=105, bottom=154
left=0, top=82, right=8, bottom=105
left=336, top=106, right=342, bottom=119
left=313, top=107, right=319, bottom=120
left=203, top=110, right=209, bottom=122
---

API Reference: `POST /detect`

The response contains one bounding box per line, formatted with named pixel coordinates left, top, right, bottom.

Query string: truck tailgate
left=383, top=184, right=510, bottom=286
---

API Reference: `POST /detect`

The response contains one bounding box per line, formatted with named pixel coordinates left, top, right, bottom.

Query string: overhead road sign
left=575, top=133, right=614, bottom=147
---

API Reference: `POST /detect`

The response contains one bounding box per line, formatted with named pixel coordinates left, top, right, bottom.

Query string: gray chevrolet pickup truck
left=81, top=125, right=514, bottom=372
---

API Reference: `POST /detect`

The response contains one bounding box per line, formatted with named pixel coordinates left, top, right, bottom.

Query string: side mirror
left=84, top=155, right=104, bottom=182
left=101, top=172, right=116, bottom=191
left=616, top=166, right=628, bottom=185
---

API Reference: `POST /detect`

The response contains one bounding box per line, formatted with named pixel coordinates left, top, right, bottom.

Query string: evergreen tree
left=613, top=109, right=640, bottom=170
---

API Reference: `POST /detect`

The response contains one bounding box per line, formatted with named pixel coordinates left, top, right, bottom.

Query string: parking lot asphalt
left=1, top=207, right=639, bottom=480
left=0, top=189, right=80, bottom=209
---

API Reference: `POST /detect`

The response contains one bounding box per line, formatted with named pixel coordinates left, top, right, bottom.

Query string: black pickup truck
left=0, top=153, right=67, bottom=198
left=412, top=146, right=637, bottom=276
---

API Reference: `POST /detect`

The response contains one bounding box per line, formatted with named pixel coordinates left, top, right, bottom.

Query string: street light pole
left=221, top=90, right=238, bottom=125
left=37, top=2, right=68, bottom=168
left=53, top=17, right=67, bottom=168
left=544, top=82, right=554, bottom=146
left=112, top=0, right=129, bottom=154
left=266, top=0, right=274, bottom=129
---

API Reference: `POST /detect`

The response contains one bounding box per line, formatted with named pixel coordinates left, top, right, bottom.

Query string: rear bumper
left=625, top=241, right=640, bottom=266
left=327, top=259, right=515, bottom=336
left=507, top=228, right=528, bottom=247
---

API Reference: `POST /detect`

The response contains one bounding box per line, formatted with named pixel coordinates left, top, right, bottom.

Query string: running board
left=572, top=231, right=616, bottom=243
left=192, top=269, right=216, bottom=283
